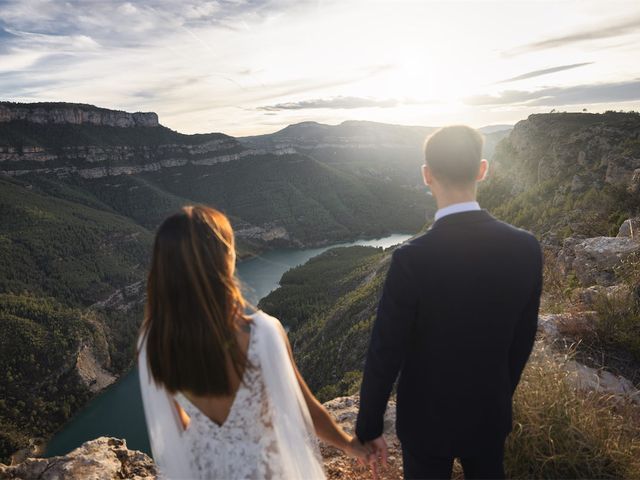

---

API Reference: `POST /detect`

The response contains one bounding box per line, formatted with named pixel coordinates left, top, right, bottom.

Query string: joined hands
left=343, top=435, right=389, bottom=480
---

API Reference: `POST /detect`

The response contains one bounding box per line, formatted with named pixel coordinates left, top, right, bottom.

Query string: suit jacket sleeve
left=508, top=238, right=543, bottom=395
left=356, top=247, right=418, bottom=442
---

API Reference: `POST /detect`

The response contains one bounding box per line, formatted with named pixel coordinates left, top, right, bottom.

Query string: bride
left=137, top=205, right=368, bottom=479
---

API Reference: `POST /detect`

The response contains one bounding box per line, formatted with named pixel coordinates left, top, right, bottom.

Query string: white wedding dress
left=138, top=310, right=325, bottom=480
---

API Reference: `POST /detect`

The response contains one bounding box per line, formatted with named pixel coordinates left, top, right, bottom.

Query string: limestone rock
left=565, top=361, right=640, bottom=405
left=558, top=236, right=640, bottom=286
left=497, top=113, right=640, bottom=195
left=235, top=224, right=291, bottom=243
left=629, top=168, right=640, bottom=193
left=91, top=281, right=145, bottom=313
left=572, top=283, right=632, bottom=307
left=0, top=102, right=158, bottom=127
left=0, top=438, right=156, bottom=480
left=617, top=217, right=640, bottom=240
left=2, top=396, right=402, bottom=480
left=321, top=395, right=403, bottom=480
left=538, top=312, right=598, bottom=341
left=75, top=345, right=117, bottom=393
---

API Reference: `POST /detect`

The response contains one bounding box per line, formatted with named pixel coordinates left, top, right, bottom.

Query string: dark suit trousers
left=402, top=443, right=506, bottom=480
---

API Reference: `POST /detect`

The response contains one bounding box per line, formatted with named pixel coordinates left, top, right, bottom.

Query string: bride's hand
left=343, top=435, right=371, bottom=461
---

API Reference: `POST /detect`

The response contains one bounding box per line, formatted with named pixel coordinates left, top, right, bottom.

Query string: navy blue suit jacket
left=355, top=210, right=542, bottom=457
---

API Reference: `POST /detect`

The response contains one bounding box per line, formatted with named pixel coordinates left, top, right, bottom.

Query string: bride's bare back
left=179, top=320, right=252, bottom=428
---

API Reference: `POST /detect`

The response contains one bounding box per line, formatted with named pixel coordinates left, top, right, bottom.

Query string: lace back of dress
left=173, top=323, right=285, bottom=480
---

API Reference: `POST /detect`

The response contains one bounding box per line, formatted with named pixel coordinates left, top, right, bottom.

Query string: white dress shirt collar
left=434, top=201, right=481, bottom=222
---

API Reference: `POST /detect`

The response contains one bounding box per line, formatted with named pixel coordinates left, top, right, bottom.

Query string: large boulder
left=558, top=236, right=640, bottom=286
left=0, top=438, right=156, bottom=480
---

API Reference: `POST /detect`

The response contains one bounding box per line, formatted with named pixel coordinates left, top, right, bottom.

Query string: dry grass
left=506, top=344, right=640, bottom=479
left=540, top=247, right=582, bottom=314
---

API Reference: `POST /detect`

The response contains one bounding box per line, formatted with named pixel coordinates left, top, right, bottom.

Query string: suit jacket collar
left=429, top=209, right=495, bottom=230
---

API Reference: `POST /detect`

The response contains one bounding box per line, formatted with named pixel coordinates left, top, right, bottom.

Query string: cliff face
left=497, top=112, right=640, bottom=193
left=0, top=139, right=250, bottom=178
left=0, top=102, right=158, bottom=128
left=479, top=112, right=640, bottom=240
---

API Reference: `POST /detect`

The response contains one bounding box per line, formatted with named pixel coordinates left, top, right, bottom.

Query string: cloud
left=466, top=79, right=640, bottom=106
left=498, top=62, right=593, bottom=83
left=0, top=0, right=288, bottom=48
left=506, top=15, right=640, bottom=55
left=257, top=96, right=402, bottom=111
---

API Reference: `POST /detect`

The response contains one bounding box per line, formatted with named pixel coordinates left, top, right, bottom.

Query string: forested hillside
left=259, top=246, right=388, bottom=400
left=0, top=102, right=431, bottom=461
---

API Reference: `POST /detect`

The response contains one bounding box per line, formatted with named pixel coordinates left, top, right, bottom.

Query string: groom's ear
left=422, top=164, right=432, bottom=186
left=476, top=159, right=489, bottom=182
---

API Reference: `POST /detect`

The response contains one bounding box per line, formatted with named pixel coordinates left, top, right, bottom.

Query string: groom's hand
left=364, top=436, right=388, bottom=479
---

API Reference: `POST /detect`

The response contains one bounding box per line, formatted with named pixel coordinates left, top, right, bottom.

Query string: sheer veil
left=138, top=310, right=325, bottom=479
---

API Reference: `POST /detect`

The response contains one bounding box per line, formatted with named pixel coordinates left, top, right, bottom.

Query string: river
left=45, top=233, right=412, bottom=457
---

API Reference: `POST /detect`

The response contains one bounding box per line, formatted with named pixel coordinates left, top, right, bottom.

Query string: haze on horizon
left=1, top=0, right=639, bottom=136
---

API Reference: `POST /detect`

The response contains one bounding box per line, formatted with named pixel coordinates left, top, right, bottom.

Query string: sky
left=0, top=0, right=639, bottom=136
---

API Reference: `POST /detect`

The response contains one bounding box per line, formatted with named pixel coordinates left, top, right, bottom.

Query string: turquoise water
left=45, top=233, right=412, bottom=457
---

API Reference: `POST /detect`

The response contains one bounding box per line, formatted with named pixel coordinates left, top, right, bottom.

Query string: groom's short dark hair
left=424, top=125, right=484, bottom=185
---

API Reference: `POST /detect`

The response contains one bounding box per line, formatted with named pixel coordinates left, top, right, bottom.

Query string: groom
left=356, top=126, right=542, bottom=479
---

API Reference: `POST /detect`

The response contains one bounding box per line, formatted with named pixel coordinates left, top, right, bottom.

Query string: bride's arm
left=276, top=325, right=368, bottom=459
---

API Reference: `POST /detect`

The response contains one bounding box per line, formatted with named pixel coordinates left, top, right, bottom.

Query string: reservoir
left=45, top=233, right=412, bottom=457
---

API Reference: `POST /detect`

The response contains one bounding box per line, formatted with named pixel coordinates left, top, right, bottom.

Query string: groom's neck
left=433, top=186, right=478, bottom=210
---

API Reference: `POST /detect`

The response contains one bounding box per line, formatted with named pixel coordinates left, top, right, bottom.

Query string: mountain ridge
left=0, top=102, right=158, bottom=128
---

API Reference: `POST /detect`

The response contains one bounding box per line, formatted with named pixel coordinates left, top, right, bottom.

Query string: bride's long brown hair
left=140, top=205, right=250, bottom=396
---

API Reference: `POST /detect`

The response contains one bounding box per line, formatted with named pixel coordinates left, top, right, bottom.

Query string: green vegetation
left=0, top=294, right=106, bottom=463
left=0, top=112, right=428, bottom=460
left=0, top=177, right=151, bottom=304
left=259, top=246, right=389, bottom=400
left=479, top=112, right=640, bottom=239
left=0, top=176, right=153, bottom=461
left=139, top=154, right=427, bottom=244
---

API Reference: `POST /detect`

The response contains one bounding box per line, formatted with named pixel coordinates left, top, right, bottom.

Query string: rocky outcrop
left=235, top=224, right=291, bottom=243
left=557, top=235, right=640, bottom=286
left=538, top=311, right=599, bottom=342
left=538, top=313, right=640, bottom=405
left=75, top=345, right=117, bottom=393
left=0, top=438, right=156, bottom=479
left=618, top=217, right=640, bottom=239
left=497, top=112, right=640, bottom=192
left=0, top=102, right=158, bottom=127
left=1, top=396, right=401, bottom=480
left=0, top=139, right=250, bottom=178
left=572, top=283, right=632, bottom=308
left=91, top=281, right=144, bottom=313
left=0, top=140, right=307, bottom=179
left=321, top=395, right=403, bottom=480
left=565, top=360, right=640, bottom=405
